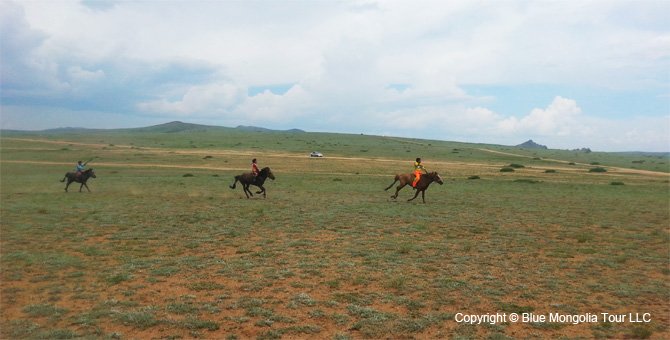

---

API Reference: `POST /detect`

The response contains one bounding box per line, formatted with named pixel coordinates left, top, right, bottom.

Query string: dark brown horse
left=229, top=167, right=276, bottom=198
left=384, top=171, right=443, bottom=203
left=61, top=168, right=97, bottom=192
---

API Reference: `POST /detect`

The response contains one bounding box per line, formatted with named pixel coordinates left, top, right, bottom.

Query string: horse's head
left=431, top=172, right=443, bottom=185
left=262, top=167, right=275, bottom=180
left=86, top=169, right=97, bottom=178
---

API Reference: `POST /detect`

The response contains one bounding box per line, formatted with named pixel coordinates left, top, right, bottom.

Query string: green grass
left=1, top=128, right=669, bottom=339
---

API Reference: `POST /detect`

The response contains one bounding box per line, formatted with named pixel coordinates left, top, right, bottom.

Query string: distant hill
left=0, top=121, right=305, bottom=135
left=235, top=125, right=305, bottom=133
left=516, top=140, right=547, bottom=149
left=128, top=121, right=232, bottom=133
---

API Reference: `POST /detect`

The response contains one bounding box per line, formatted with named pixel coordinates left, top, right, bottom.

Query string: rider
left=413, top=157, right=426, bottom=188
left=76, top=160, right=87, bottom=180
left=251, top=158, right=260, bottom=182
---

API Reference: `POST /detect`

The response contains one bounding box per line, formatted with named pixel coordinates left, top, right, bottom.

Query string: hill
left=516, top=139, right=547, bottom=149
left=128, top=121, right=233, bottom=133
left=235, top=125, right=305, bottom=133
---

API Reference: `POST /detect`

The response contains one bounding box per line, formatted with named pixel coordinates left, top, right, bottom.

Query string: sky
left=1, top=0, right=669, bottom=152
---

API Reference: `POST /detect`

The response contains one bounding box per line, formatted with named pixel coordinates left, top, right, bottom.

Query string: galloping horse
left=384, top=171, right=443, bottom=203
left=61, top=169, right=97, bottom=192
left=229, top=167, right=276, bottom=198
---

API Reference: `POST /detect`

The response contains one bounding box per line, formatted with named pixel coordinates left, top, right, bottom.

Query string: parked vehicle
left=310, top=152, right=323, bottom=157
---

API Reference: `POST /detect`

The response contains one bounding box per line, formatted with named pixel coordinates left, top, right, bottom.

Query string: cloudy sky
left=1, top=0, right=668, bottom=151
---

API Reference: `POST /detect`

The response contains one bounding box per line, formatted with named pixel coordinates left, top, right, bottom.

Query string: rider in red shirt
left=252, top=159, right=260, bottom=181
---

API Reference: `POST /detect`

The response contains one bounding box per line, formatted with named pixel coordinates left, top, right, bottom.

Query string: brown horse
left=384, top=171, right=443, bottom=203
left=229, top=167, right=275, bottom=198
left=60, top=168, right=97, bottom=192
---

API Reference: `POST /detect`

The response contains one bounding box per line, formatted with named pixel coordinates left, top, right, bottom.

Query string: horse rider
left=251, top=158, right=260, bottom=182
left=413, top=157, right=426, bottom=189
left=76, top=160, right=87, bottom=180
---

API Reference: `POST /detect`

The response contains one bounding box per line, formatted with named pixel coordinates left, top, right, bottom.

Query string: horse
left=60, top=168, right=97, bottom=192
left=384, top=171, right=443, bottom=203
left=229, top=167, right=276, bottom=198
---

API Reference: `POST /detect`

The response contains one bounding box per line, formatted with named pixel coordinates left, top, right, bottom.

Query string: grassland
left=1, top=124, right=669, bottom=339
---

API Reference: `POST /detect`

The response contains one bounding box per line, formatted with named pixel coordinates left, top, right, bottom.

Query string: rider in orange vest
left=413, top=158, right=426, bottom=188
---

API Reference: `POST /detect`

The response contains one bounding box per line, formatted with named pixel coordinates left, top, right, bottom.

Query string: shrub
left=610, top=182, right=625, bottom=186
left=500, top=167, right=515, bottom=172
left=544, top=169, right=557, bottom=173
left=589, top=167, right=607, bottom=173
left=183, top=173, right=194, bottom=177
left=509, top=163, right=525, bottom=168
left=468, top=175, right=480, bottom=180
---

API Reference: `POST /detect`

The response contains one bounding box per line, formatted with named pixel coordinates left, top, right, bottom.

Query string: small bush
left=468, top=175, right=480, bottom=180
left=610, top=182, right=625, bottom=186
left=509, top=163, right=525, bottom=168
left=544, top=169, right=557, bottom=173
left=183, top=173, right=194, bottom=177
left=500, top=167, right=515, bottom=172
left=589, top=167, right=607, bottom=173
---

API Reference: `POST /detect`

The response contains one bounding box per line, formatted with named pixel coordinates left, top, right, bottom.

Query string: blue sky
left=1, top=0, right=668, bottom=152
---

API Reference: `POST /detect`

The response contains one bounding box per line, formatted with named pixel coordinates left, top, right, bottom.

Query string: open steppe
left=2, top=124, right=669, bottom=339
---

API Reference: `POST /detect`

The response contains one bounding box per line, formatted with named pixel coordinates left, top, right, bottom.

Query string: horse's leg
left=243, top=183, right=252, bottom=198
left=83, top=182, right=91, bottom=192
left=392, top=183, right=405, bottom=199
left=407, top=187, right=421, bottom=201
left=257, top=185, right=266, bottom=198
left=64, top=180, right=71, bottom=192
left=421, top=190, right=426, bottom=203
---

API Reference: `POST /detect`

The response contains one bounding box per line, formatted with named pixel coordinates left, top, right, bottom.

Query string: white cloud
left=68, top=66, right=105, bottom=82
left=498, top=96, right=588, bottom=136
left=138, top=82, right=248, bottom=116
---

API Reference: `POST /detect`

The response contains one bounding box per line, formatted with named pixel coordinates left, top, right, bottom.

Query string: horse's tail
left=60, top=174, right=68, bottom=182
left=229, top=176, right=239, bottom=189
left=384, top=174, right=400, bottom=191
